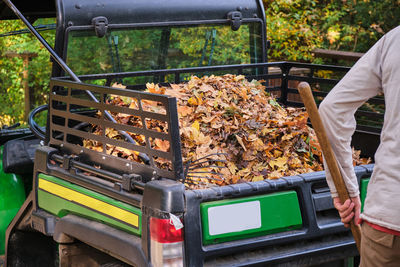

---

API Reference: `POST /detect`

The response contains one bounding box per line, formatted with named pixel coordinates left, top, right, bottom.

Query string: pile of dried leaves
left=85, top=74, right=371, bottom=189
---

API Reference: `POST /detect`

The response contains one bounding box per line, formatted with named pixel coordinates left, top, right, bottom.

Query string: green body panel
left=360, top=178, right=370, bottom=212
left=37, top=174, right=142, bottom=236
left=200, top=191, right=302, bottom=245
left=0, top=147, right=26, bottom=254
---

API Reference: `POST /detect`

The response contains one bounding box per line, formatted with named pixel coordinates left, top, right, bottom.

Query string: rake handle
left=297, top=82, right=361, bottom=252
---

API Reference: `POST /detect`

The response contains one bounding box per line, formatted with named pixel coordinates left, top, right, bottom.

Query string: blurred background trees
left=0, top=1, right=399, bottom=127
left=0, top=18, right=54, bottom=127
left=264, top=0, right=400, bottom=62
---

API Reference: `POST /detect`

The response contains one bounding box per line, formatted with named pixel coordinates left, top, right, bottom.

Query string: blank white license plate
left=207, top=201, right=261, bottom=236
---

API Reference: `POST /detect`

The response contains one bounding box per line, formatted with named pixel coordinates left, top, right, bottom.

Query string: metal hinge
left=121, top=173, right=143, bottom=192
left=62, top=155, right=79, bottom=171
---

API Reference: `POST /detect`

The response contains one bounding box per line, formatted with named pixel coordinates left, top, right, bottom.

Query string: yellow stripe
left=38, top=178, right=138, bottom=227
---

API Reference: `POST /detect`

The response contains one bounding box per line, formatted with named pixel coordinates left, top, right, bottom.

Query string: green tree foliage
left=169, top=24, right=256, bottom=66
left=264, top=0, right=400, bottom=62
left=0, top=18, right=54, bottom=127
left=264, top=0, right=323, bottom=61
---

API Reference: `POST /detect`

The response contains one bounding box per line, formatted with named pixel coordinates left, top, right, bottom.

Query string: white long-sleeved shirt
left=319, top=26, right=400, bottom=231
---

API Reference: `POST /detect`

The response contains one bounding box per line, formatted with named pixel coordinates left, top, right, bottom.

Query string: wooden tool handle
left=297, top=82, right=361, bottom=252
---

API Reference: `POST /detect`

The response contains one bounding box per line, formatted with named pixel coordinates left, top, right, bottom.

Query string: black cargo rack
left=53, top=61, right=382, bottom=180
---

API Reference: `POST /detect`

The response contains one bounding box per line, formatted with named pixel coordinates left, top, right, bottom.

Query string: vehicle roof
left=0, top=0, right=55, bottom=21
left=59, top=0, right=263, bottom=27
left=1, top=0, right=264, bottom=24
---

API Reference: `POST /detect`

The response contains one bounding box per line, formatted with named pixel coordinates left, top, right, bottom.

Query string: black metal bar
left=58, top=62, right=289, bottom=81
left=156, top=28, right=171, bottom=83
left=285, top=101, right=304, bottom=107
left=0, top=23, right=56, bottom=37
left=366, top=97, right=385, bottom=105
left=280, top=65, right=290, bottom=105
left=65, top=18, right=263, bottom=33
left=355, top=110, right=384, bottom=120
left=199, top=30, right=211, bottom=66
left=265, top=87, right=282, bottom=92
left=288, top=75, right=340, bottom=85
left=285, top=61, right=351, bottom=72
left=106, top=34, right=117, bottom=74
left=287, top=88, right=327, bottom=98
left=174, top=71, right=180, bottom=84
left=113, top=35, right=123, bottom=75
left=356, top=125, right=382, bottom=133
left=167, top=97, right=184, bottom=180
left=68, top=61, right=350, bottom=83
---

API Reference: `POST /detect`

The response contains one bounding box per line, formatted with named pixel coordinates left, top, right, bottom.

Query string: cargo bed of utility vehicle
left=0, top=0, right=383, bottom=266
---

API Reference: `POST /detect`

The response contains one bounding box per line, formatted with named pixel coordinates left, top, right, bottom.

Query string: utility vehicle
left=0, top=0, right=382, bottom=266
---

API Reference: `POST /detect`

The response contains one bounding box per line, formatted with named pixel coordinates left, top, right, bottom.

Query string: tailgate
left=183, top=165, right=372, bottom=266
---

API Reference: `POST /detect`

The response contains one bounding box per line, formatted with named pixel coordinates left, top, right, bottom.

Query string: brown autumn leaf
left=352, top=147, right=372, bottom=166
left=269, top=156, right=288, bottom=171
left=178, top=106, right=193, bottom=117
left=111, top=83, right=127, bottom=89
left=154, top=139, right=170, bottom=152
left=252, top=175, right=264, bottom=182
left=146, top=82, right=166, bottom=95
left=235, top=135, right=247, bottom=151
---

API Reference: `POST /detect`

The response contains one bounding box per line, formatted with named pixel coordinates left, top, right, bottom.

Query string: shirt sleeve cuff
left=330, top=192, right=339, bottom=198
left=348, top=191, right=360, bottom=198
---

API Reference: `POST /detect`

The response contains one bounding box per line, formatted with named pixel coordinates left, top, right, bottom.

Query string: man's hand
left=333, top=196, right=361, bottom=228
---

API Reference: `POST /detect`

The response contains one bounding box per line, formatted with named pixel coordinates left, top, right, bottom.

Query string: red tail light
left=150, top=216, right=184, bottom=267
left=150, top=217, right=183, bottom=243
